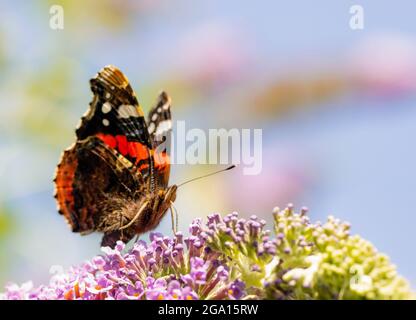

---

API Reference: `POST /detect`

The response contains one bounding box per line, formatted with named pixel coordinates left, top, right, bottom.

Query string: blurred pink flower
left=226, top=149, right=313, bottom=216
left=348, top=34, right=416, bottom=96
left=175, top=23, right=252, bottom=89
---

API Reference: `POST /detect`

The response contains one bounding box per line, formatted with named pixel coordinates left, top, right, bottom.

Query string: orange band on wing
left=115, top=135, right=128, bottom=156
left=129, top=141, right=149, bottom=162
left=96, top=133, right=117, bottom=148
left=154, top=151, right=170, bottom=171
left=96, top=133, right=151, bottom=166
left=54, top=148, right=78, bottom=230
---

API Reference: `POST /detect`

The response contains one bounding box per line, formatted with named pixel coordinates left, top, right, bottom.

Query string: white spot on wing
left=102, top=102, right=112, bottom=114
left=162, top=102, right=170, bottom=110
left=151, top=113, right=158, bottom=121
left=155, top=120, right=172, bottom=136
left=148, top=122, right=155, bottom=134
left=105, top=92, right=111, bottom=99
left=102, top=119, right=110, bottom=126
left=118, top=104, right=139, bottom=119
left=157, top=107, right=162, bottom=113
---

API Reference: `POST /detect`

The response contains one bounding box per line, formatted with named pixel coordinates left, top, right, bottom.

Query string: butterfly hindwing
left=54, top=136, right=145, bottom=234
left=54, top=144, right=86, bottom=232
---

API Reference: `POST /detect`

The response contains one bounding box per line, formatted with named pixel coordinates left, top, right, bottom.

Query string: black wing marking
left=75, top=65, right=154, bottom=179
left=147, top=91, right=172, bottom=148
left=147, top=91, right=172, bottom=189
left=76, top=65, right=152, bottom=148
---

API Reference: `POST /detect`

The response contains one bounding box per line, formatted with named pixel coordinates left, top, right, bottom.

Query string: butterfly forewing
left=147, top=91, right=173, bottom=189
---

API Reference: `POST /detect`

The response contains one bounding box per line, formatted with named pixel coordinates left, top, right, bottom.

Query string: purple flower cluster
left=201, top=212, right=276, bottom=262
left=1, top=215, right=249, bottom=300
left=1, top=207, right=413, bottom=300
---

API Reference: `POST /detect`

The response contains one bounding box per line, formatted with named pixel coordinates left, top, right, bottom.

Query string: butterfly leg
left=101, top=229, right=136, bottom=248
left=134, top=234, right=140, bottom=243
left=175, top=203, right=179, bottom=233
left=170, top=207, right=175, bottom=234
left=170, top=201, right=179, bottom=235
left=119, top=201, right=148, bottom=230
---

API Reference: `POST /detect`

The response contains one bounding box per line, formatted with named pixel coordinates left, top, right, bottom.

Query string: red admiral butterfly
left=54, top=65, right=177, bottom=248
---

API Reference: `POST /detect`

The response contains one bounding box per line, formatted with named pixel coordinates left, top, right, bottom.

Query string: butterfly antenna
left=177, top=165, right=236, bottom=188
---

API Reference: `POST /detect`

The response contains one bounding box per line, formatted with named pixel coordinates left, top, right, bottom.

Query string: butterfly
left=54, top=65, right=177, bottom=248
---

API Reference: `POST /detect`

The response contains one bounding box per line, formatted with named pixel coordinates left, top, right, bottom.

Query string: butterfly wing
left=147, top=91, right=172, bottom=146
left=54, top=136, right=145, bottom=235
left=76, top=65, right=155, bottom=181
left=147, top=91, right=172, bottom=189
left=54, top=144, right=86, bottom=232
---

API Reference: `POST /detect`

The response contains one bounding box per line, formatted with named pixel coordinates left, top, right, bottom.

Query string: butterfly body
left=54, top=65, right=175, bottom=247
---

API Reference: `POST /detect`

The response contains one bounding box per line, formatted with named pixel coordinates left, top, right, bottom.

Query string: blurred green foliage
left=0, top=204, right=17, bottom=284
